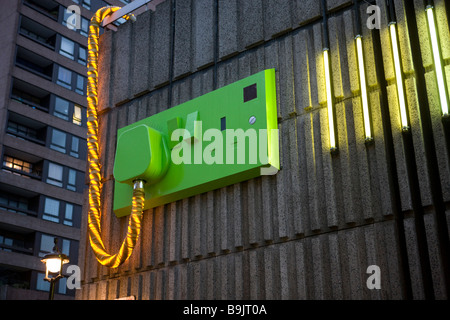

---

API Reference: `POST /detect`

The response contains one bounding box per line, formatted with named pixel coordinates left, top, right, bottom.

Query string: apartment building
left=0, top=0, right=128, bottom=300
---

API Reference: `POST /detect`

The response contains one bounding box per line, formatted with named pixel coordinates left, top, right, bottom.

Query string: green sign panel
left=113, top=69, right=279, bottom=217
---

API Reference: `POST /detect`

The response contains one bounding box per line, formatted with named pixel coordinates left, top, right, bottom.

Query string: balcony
left=23, top=0, right=59, bottom=21
left=19, top=16, right=57, bottom=50
left=6, top=112, right=47, bottom=146
left=1, top=147, right=44, bottom=181
left=0, top=184, right=39, bottom=218
left=15, top=46, right=53, bottom=81
left=10, top=78, right=50, bottom=113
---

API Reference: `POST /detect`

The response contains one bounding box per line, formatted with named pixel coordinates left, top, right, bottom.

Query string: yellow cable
left=87, top=7, right=143, bottom=268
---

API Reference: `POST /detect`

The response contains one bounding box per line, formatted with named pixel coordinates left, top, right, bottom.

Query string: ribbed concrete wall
left=77, top=0, right=450, bottom=299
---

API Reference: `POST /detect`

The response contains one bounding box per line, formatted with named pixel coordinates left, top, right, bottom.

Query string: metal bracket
left=102, top=0, right=166, bottom=28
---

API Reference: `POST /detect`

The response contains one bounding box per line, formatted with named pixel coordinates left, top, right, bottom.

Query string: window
left=6, top=121, right=38, bottom=140
left=36, top=273, right=50, bottom=292
left=73, top=105, right=82, bottom=126
left=67, top=169, right=77, bottom=191
left=0, top=193, right=28, bottom=214
left=50, top=129, right=67, bottom=153
left=59, top=37, right=75, bottom=60
left=58, top=277, right=67, bottom=294
left=54, top=96, right=70, bottom=120
left=80, top=17, right=89, bottom=37
left=64, top=203, right=73, bottom=226
left=39, top=234, right=55, bottom=257
left=75, top=75, right=85, bottom=95
left=82, top=0, right=91, bottom=10
left=3, top=156, right=32, bottom=175
left=56, top=66, right=72, bottom=89
left=62, top=239, right=70, bottom=256
left=42, top=198, right=77, bottom=226
left=47, top=162, right=63, bottom=187
left=43, top=198, right=60, bottom=223
left=70, top=136, right=79, bottom=158
left=78, top=46, right=87, bottom=65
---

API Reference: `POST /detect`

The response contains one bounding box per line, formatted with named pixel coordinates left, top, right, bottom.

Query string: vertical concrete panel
left=435, top=0, right=450, bottom=60
left=141, top=208, right=155, bottom=269
left=97, top=30, right=113, bottom=113
left=371, top=92, right=395, bottom=218
left=151, top=0, right=172, bottom=88
left=168, top=201, right=178, bottom=263
left=231, top=183, right=243, bottom=249
left=173, top=0, right=192, bottom=79
left=403, top=218, right=426, bottom=299
left=193, top=0, right=215, bottom=70
left=112, top=21, right=132, bottom=105
left=218, top=0, right=238, bottom=59
left=234, top=252, right=244, bottom=299
left=205, top=191, right=216, bottom=254
left=393, top=0, right=414, bottom=74
left=424, top=213, right=447, bottom=299
left=387, top=84, right=412, bottom=211
left=154, top=205, right=166, bottom=266
left=192, top=194, right=202, bottom=258
left=131, top=11, right=151, bottom=97
left=276, top=121, right=290, bottom=239
left=329, top=232, right=344, bottom=299
left=249, top=249, right=261, bottom=299
left=292, top=0, right=321, bottom=26
left=239, top=0, right=264, bottom=49
left=320, top=107, right=339, bottom=228
left=263, top=0, right=292, bottom=39
left=425, top=71, right=450, bottom=201
left=327, top=0, right=352, bottom=10
left=293, top=29, right=313, bottom=112
left=181, top=198, right=189, bottom=260
left=293, top=240, right=307, bottom=299
left=405, top=78, right=432, bottom=207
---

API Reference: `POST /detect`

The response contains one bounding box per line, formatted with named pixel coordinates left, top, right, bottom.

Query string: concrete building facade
left=0, top=0, right=127, bottom=300
left=77, top=0, right=450, bottom=299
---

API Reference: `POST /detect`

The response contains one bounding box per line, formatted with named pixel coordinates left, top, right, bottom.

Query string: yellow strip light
left=389, top=22, right=409, bottom=131
left=426, top=6, right=449, bottom=116
left=87, top=7, right=143, bottom=268
left=356, top=35, right=372, bottom=141
left=324, top=49, right=337, bottom=150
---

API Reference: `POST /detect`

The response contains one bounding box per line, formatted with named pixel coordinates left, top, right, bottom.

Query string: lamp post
left=41, top=238, right=69, bottom=300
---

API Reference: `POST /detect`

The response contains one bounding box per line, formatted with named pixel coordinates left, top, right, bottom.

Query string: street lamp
left=41, top=238, right=69, bottom=300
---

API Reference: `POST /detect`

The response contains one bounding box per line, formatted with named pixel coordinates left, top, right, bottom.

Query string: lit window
left=3, top=156, right=32, bottom=174
left=50, top=129, right=67, bottom=153
left=73, top=105, right=82, bottom=126
left=43, top=197, right=60, bottom=223
left=54, top=96, right=70, bottom=120
left=47, top=162, right=63, bottom=187
left=56, top=66, right=72, bottom=89
left=59, top=37, right=75, bottom=60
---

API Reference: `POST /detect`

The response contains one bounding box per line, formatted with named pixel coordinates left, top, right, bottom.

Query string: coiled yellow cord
left=87, top=7, right=143, bottom=268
